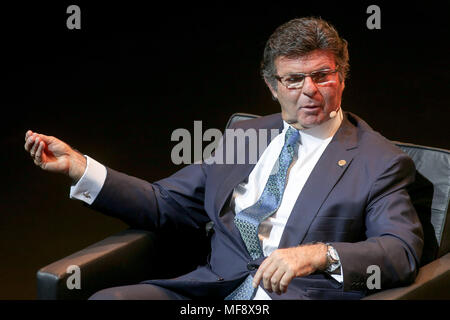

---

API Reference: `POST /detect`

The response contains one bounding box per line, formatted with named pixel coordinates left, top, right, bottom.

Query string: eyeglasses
left=274, top=68, right=339, bottom=89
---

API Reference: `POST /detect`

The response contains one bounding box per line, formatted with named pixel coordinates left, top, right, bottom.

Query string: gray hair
left=261, top=17, right=350, bottom=90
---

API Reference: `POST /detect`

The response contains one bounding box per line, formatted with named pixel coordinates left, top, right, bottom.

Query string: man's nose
left=301, top=76, right=318, bottom=97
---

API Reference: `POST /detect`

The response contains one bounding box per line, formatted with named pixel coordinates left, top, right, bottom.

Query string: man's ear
left=264, top=78, right=278, bottom=100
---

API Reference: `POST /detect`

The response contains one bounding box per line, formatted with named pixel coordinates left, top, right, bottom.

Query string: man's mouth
left=300, top=105, right=321, bottom=109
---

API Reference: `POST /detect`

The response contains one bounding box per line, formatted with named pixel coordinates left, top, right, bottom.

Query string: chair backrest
left=226, top=113, right=450, bottom=264
left=392, top=142, right=450, bottom=262
left=225, top=112, right=260, bottom=129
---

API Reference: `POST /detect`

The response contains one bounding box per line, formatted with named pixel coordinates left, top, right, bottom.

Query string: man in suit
left=24, top=17, right=423, bottom=299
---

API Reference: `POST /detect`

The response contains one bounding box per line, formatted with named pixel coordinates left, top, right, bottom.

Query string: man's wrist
left=307, top=242, right=328, bottom=271
left=307, top=242, right=340, bottom=272
left=69, top=149, right=87, bottom=184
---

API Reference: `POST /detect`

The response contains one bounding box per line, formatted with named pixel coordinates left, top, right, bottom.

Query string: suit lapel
left=278, top=115, right=359, bottom=248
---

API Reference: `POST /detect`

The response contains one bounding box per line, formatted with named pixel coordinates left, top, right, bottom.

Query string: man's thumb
left=36, top=133, right=56, bottom=144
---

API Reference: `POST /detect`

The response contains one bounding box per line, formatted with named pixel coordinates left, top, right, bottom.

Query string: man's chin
left=283, top=114, right=323, bottom=130
left=288, top=120, right=314, bottom=130
left=297, top=113, right=330, bottom=128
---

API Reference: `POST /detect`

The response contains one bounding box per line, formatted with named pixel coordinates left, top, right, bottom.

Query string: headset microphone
left=329, top=105, right=341, bottom=119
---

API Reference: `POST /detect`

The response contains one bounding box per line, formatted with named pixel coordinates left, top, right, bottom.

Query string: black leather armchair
left=37, top=113, right=450, bottom=299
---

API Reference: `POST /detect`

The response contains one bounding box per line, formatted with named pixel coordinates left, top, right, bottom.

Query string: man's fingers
left=24, top=133, right=36, bottom=152
left=279, top=270, right=295, bottom=294
left=25, top=132, right=56, bottom=157
left=25, top=130, right=33, bottom=142
left=270, top=268, right=286, bottom=294
left=253, top=256, right=296, bottom=294
left=253, top=258, right=270, bottom=288
left=25, top=134, right=37, bottom=154
left=35, top=133, right=54, bottom=144
left=35, top=140, right=45, bottom=163
left=30, top=136, right=40, bottom=157
left=261, top=262, right=277, bottom=292
left=25, top=131, right=54, bottom=147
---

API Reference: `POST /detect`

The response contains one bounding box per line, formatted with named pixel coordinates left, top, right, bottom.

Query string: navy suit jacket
left=89, top=112, right=424, bottom=300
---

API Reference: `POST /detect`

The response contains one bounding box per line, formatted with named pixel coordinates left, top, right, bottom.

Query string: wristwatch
left=325, top=243, right=341, bottom=273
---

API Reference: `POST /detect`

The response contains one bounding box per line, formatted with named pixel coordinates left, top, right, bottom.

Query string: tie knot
left=285, top=126, right=300, bottom=146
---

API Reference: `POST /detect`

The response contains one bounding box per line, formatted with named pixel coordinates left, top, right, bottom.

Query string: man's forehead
left=275, top=50, right=336, bottom=73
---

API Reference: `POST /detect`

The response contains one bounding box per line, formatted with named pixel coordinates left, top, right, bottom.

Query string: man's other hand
left=24, top=130, right=87, bottom=183
left=252, top=243, right=328, bottom=295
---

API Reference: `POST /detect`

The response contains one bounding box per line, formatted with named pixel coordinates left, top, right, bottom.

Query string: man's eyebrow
left=285, top=66, right=332, bottom=75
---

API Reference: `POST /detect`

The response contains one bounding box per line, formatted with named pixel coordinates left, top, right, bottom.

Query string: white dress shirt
left=70, top=108, right=344, bottom=300
left=233, top=109, right=344, bottom=299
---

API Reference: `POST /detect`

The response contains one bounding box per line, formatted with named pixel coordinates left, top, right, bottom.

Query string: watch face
left=329, top=247, right=339, bottom=261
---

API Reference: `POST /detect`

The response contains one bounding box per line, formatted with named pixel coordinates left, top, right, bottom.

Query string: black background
left=1, top=1, right=449, bottom=299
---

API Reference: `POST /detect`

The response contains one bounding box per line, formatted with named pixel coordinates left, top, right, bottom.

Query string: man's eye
left=285, top=75, right=304, bottom=83
left=313, top=72, right=330, bottom=82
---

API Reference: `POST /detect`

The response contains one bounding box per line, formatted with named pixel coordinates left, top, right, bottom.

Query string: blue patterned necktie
left=226, top=126, right=300, bottom=300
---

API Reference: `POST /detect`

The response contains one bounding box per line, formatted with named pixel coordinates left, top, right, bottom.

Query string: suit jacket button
left=247, top=263, right=257, bottom=271
left=217, top=277, right=224, bottom=281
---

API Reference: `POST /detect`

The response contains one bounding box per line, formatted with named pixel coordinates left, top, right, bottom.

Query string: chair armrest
left=37, top=229, right=157, bottom=300
left=363, top=252, right=450, bottom=299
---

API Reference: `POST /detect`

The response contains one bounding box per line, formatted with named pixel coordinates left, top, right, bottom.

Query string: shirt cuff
left=69, top=155, right=107, bottom=205
left=330, top=265, right=344, bottom=283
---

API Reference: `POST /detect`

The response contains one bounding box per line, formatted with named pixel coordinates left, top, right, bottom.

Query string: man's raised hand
left=24, top=130, right=87, bottom=183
